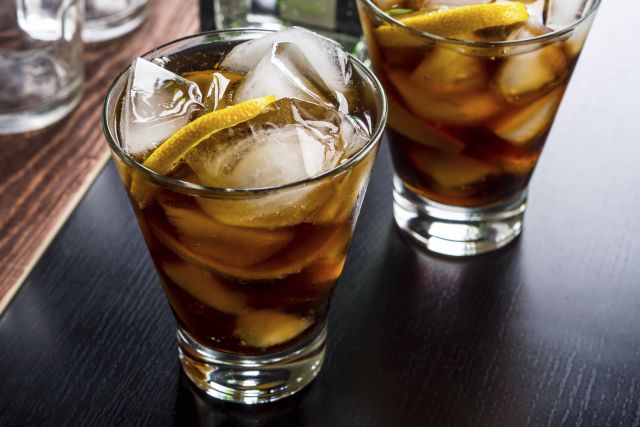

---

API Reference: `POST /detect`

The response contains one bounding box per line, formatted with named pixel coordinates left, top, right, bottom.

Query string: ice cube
left=204, top=72, right=233, bottom=110
left=389, top=70, right=503, bottom=125
left=120, top=58, right=204, bottom=156
left=186, top=98, right=365, bottom=188
left=544, top=0, right=593, bottom=31
left=500, top=152, right=540, bottom=176
left=564, top=15, right=593, bottom=58
left=233, top=41, right=344, bottom=113
left=340, top=116, right=370, bottom=157
left=161, top=202, right=295, bottom=267
left=495, top=29, right=567, bottom=101
left=180, top=70, right=215, bottom=95
left=184, top=98, right=368, bottom=227
left=150, top=214, right=335, bottom=279
left=234, top=310, right=313, bottom=348
left=162, top=262, right=247, bottom=315
left=504, top=19, right=551, bottom=42
left=221, top=27, right=352, bottom=101
left=411, top=150, right=498, bottom=189
left=182, top=70, right=242, bottom=111
left=313, top=155, right=375, bottom=224
left=214, top=125, right=329, bottom=188
left=410, top=47, right=488, bottom=93
left=387, top=96, right=465, bottom=154
left=492, top=86, right=564, bottom=145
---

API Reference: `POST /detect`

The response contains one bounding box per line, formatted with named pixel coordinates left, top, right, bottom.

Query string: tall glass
left=103, top=30, right=387, bottom=404
left=0, top=0, right=83, bottom=134
left=357, top=0, right=601, bottom=256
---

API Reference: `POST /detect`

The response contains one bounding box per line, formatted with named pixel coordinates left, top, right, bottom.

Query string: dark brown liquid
left=116, top=54, right=376, bottom=355
left=135, top=187, right=352, bottom=355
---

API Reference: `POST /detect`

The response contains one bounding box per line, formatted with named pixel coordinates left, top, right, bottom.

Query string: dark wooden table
left=2, top=1, right=640, bottom=426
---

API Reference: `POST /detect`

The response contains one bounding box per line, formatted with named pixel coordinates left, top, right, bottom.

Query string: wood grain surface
left=0, top=0, right=199, bottom=313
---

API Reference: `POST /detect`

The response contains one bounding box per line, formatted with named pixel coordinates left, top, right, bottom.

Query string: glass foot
left=177, top=326, right=326, bottom=404
left=393, top=176, right=526, bottom=257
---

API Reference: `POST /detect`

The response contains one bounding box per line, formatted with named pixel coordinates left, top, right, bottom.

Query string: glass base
left=393, top=176, right=526, bottom=257
left=0, top=81, right=82, bottom=135
left=83, top=1, right=147, bottom=43
left=177, top=325, right=326, bottom=404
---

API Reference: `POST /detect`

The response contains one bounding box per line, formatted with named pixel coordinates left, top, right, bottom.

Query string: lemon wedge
left=376, top=2, right=529, bottom=47
left=129, top=95, right=276, bottom=205
left=143, top=95, right=276, bottom=175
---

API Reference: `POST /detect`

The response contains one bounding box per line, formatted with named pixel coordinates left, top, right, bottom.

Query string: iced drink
left=358, top=0, right=600, bottom=255
left=103, top=29, right=386, bottom=403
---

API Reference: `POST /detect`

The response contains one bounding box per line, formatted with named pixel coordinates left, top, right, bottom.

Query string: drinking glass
left=0, top=0, right=83, bottom=134
left=357, top=0, right=601, bottom=256
left=103, top=30, right=387, bottom=403
left=83, top=0, right=148, bottom=42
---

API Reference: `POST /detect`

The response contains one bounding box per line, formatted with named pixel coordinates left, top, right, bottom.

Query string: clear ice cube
left=120, top=58, right=204, bottom=156
left=234, top=310, right=312, bottom=348
left=544, top=0, right=593, bottom=31
left=184, top=98, right=369, bottom=227
left=219, top=125, right=326, bottom=188
left=221, top=27, right=352, bottom=107
left=204, top=72, right=232, bottom=111
left=389, top=70, right=502, bottom=125
left=492, top=86, right=564, bottom=145
left=186, top=98, right=364, bottom=188
left=495, top=27, right=567, bottom=101
left=412, top=151, right=497, bottom=189
left=410, top=47, right=488, bottom=93
left=233, top=41, right=341, bottom=111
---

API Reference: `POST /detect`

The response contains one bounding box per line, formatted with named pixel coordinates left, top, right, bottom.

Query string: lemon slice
left=129, top=95, right=276, bottom=205
left=143, top=95, right=276, bottom=175
left=376, top=2, right=529, bottom=47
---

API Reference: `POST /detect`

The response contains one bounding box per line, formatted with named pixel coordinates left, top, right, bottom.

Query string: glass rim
left=102, top=28, right=388, bottom=196
left=357, top=0, right=602, bottom=48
